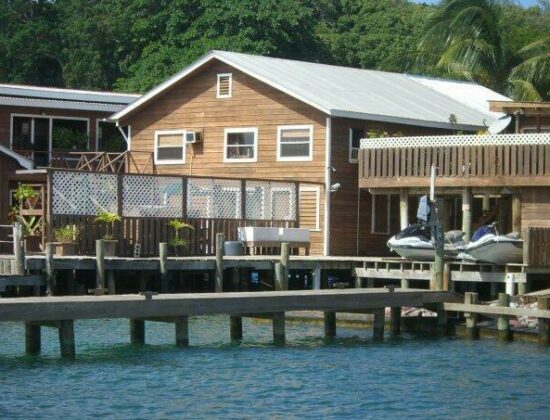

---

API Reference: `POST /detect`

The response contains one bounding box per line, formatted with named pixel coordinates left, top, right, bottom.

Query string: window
left=371, top=194, right=390, bottom=234
left=217, top=73, right=232, bottom=98
left=349, top=128, right=364, bottom=163
left=277, top=125, right=313, bottom=161
left=224, top=128, right=257, bottom=162
left=299, top=186, right=320, bottom=231
left=154, top=130, right=186, bottom=164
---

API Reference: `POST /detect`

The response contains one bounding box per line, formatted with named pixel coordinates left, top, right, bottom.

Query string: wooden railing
left=524, top=226, right=550, bottom=267
left=51, top=215, right=296, bottom=257
left=359, top=133, right=550, bottom=188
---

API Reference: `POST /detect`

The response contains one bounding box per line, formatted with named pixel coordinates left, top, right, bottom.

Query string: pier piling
left=230, top=316, right=243, bottom=340
left=272, top=312, right=285, bottom=345
left=373, top=309, right=385, bottom=341
left=130, top=319, right=145, bottom=345
left=497, top=293, right=512, bottom=342
left=45, top=243, right=54, bottom=296
left=465, top=292, right=480, bottom=340
left=215, top=233, right=224, bottom=293
left=538, top=296, right=549, bottom=346
left=390, top=307, right=401, bottom=334
left=13, top=222, right=25, bottom=276
left=324, top=312, right=336, bottom=338
left=25, top=323, right=41, bottom=354
left=280, top=243, right=290, bottom=288
left=95, top=239, right=105, bottom=293
left=175, top=316, right=189, bottom=347
left=58, top=320, right=75, bottom=359
left=159, top=242, right=168, bottom=293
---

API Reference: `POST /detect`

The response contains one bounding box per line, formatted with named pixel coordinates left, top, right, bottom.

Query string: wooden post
left=431, top=198, right=445, bottom=291
left=58, top=320, right=75, bottom=359
left=159, top=242, right=168, bottom=293
left=13, top=222, right=25, bottom=276
left=372, top=308, right=385, bottom=341
left=313, top=265, right=321, bottom=290
left=436, top=305, right=449, bottom=335
left=130, top=319, right=145, bottom=345
left=95, top=239, right=105, bottom=290
left=230, top=316, right=243, bottom=340
left=512, top=192, right=522, bottom=235
left=272, top=312, right=285, bottom=345
left=465, top=292, right=480, bottom=340
left=497, top=293, right=512, bottom=342
left=274, top=263, right=286, bottom=291
left=443, top=263, right=450, bottom=292
left=400, top=189, right=410, bottom=289
left=45, top=242, right=54, bottom=296
left=538, top=296, right=549, bottom=346
left=25, top=323, right=41, bottom=354
left=215, top=233, right=224, bottom=293
left=324, top=311, right=336, bottom=338
left=462, top=188, right=472, bottom=243
left=390, top=307, right=401, bottom=335
left=138, top=272, right=147, bottom=292
left=175, top=315, right=189, bottom=347
left=107, top=271, right=116, bottom=295
left=482, top=194, right=490, bottom=213
left=280, top=242, right=290, bottom=289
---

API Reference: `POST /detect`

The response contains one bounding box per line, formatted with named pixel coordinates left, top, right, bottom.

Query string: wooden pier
left=0, top=288, right=459, bottom=358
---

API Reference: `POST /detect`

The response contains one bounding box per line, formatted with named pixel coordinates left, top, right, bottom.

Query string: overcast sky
left=411, top=0, right=541, bottom=6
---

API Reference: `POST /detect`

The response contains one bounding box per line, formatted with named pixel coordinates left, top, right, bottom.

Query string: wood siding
left=522, top=188, right=550, bottom=234
left=121, top=60, right=327, bottom=255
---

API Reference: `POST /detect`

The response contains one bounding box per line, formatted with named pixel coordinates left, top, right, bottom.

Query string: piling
left=175, top=315, right=189, bottom=347
left=95, top=239, right=105, bottom=291
left=372, top=308, right=385, bottom=341
left=390, top=307, right=401, bottom=334
left=130, top=319, right=145, bottom=345
left=274, top=263, right=285, bottom=291
left=215, top=233, right=224, bottom=293
left=25, top=323, right=41, bottom=354
left=497, top=293, right=512, bottom=342
left=462, top=188, right=472, bottom=242
left=512, top=192, right=522, bottom=235
left=13, top=222, right=25, bottom=276
left=465, top=292, right=480, bottom=340
left=538, top=296, right=549, bottom=346
left=272, top=312, right=285, bottom=345
left=58, top=320, right=75, bottom=359
left=280, top=242, right=290, bottom=286
left=45, top=242, right=54, bottom=296
left=107, top=271, right=116, bottom=295
left=159, top=242, right=168, bottom=293
left=324, top=312, right=336, bottom=338
left=230, top=316, right=243, bottom=340
left=399, top=189, right=410, bottom=290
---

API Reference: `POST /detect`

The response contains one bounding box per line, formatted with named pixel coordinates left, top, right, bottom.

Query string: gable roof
left=0, top=83, right=140, bottom=113
left=111, top=50, right=510, bottom=131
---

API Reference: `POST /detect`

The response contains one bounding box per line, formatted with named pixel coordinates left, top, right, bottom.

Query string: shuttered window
left=277, top=125, right=313, bottom=161
left=154, top=130, right=185, bottom=164
left=299, top=186, right=320, bottom=231
left=217, top=73, right=232, bottom=98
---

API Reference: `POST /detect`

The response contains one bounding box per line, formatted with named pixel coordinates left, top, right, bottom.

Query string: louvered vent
left=217, top=73, right=232, bottom=98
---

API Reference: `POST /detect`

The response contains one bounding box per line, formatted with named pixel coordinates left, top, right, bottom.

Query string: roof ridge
left=0, top=83, right=140, bottom=97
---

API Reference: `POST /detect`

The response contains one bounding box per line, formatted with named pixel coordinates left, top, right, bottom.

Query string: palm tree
left=410, top=0, right=549, bottom=100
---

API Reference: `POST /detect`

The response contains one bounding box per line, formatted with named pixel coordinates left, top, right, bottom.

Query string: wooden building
left=111, top=50, right=508, bottom=256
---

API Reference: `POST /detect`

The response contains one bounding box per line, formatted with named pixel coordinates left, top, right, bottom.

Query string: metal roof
left=0, top=144, right=33, bottom=169
left=112, top=50, right=510, bottom=130
left=0, top=83, right=139, bottom=113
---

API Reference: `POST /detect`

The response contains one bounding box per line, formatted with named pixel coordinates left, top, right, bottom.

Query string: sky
left=411, top=0, right=541, bottom=6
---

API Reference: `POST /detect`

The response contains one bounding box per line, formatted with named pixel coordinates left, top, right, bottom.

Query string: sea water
left=0, top=317, right=549, bottom=419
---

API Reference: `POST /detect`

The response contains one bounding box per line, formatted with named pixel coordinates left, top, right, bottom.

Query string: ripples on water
left=1, top=317, right=549, bottom=419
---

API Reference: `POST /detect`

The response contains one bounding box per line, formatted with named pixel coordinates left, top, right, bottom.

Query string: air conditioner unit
left=185, top=131, right=202, bottom=144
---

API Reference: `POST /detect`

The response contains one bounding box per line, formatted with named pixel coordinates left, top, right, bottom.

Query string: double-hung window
left=154, top=130, right=186, bottom=164
left=224, top=127, right=257, bottom=162
left=277, top=125, right=313, bottom=161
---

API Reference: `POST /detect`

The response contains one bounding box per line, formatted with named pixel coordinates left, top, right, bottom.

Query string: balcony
left=359, top=133, right=550, bottom=188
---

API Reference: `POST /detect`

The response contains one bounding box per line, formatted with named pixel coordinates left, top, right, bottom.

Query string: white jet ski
left=463, top=223, right=523, bottom=265
left=387, top=224, right=466, bottom=261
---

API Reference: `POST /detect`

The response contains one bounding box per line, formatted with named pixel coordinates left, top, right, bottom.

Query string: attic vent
left=217, top=73, right=232, bottom=98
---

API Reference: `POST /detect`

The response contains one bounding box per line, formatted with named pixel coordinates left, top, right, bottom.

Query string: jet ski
left=463, top=223, right=523, bottom=265
left=387, top=224, right=466, bottom=261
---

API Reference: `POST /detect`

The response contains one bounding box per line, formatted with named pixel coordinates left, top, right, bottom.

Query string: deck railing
left=359, top=133, right=550, bottom=188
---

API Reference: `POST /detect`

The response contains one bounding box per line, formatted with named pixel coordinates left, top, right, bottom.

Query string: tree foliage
left=0, top=0, right=548, bottom=99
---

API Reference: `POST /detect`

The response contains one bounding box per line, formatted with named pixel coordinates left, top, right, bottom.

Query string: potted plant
left=168, top=219, right=194, bottom=256
left=13, top=184, right=42, bottom=252
left=94, top=211, right=121, bottom=256
left=52, top=225, right=79, bottom=256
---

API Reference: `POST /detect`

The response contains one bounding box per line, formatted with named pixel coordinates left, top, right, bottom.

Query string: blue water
left=1, top=317, right=549, bottom=419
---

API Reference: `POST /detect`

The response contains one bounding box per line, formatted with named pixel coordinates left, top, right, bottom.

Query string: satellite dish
left=488, top=115, right=512, bottom=134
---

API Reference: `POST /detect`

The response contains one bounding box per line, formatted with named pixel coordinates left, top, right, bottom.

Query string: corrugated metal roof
left=0, top=95, right=128, bottom=113
left=112, top=50, right=510, bottom=130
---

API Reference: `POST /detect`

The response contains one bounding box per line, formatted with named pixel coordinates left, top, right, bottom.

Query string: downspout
left=324, top=117, right=332, bottom=256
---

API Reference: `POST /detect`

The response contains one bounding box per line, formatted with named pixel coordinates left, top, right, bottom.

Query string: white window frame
left=154, top=129, right=186, bottom=165
left=223, top=127, right=258, bottom=163
left=276, top=124, right=313, bottom=162
left=299, top=185, right=320, bottom=231
left=216, top=73, right=233, bottom=99
left=349, top=127, right=362, bottom=163
left=371, top=194, right=391, bottom=235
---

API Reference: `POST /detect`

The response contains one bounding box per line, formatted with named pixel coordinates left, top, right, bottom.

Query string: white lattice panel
left=246, top=181, right=296, bottom=221
left=122, top=175, right=183, bottom=218
left=360, top=132, right=550, bottom=149
left=52, top=171, right=118, bottom=215
left=187, top=178, right=242, bottom=219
